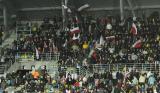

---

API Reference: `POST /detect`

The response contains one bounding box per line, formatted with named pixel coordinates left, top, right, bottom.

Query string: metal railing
left=15, top=52, right=34, bottom=62
left=79, top=63, right=160, bottom=76
left=16, top=25, right=32, bottom=35
left=92, top=63, right=159, bottom=72
left=15, top=52, right=60, bottom=62
left=16, top=25, right=32, bottom=41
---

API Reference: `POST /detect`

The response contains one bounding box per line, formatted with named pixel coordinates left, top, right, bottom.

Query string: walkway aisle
left=0, top=30, right=16, bottom=48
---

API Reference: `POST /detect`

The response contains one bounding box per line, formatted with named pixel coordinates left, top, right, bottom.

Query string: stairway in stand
left=0, top=30, right=17, bottom=75
left=0, top=30, right=16, bottom=48
left=47, top=61, right=59, bottom=78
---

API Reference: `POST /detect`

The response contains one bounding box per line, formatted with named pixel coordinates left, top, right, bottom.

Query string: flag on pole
left=78, top=4, right=90, bottom=12
left=132, top=39, right=142, bottom=48
left=70, top=27, right=80, bottom=34
left=130, top=23, right=137, bottom=35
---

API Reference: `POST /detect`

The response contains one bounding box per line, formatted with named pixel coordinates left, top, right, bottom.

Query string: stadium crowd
left=10, top=13, right=160, bottom=65
left=0, top=10, right=160, bottom=92
left=1, top=67, right=160, bottom=93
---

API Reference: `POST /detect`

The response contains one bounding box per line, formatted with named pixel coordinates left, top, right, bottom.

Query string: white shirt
left=139, top=75, right=146, bottom=83
left=112, top=72, right=117, bottom=79
left=109, top=48, right=115, bottom=54
left=131, top=54, right=138, bottom=60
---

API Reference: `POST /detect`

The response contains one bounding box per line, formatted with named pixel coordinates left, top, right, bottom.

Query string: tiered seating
left=1, top=12, right=160, bottom=92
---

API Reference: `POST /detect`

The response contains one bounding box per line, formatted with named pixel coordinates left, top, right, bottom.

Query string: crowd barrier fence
left=15, top=52, right=60, bottom=62
left=79, top=63, right=160, bottom=76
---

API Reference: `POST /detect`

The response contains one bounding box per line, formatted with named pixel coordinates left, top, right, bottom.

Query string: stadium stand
left=0, top=0, right=160, bottom=92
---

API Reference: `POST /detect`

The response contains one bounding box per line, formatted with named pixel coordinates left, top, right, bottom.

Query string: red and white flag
left=70, top=27, right=80, bottom=34
left=132, top=39, right=142, bottom=48
left=130, top=23, right=137, bottom=35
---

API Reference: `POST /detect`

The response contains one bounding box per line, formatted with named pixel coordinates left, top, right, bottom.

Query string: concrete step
left=0, top=30, right=16, bottom=48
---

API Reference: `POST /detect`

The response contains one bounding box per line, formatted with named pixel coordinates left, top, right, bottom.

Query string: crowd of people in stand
left=57, top=14, right=160, bottom=66
left=0, top=68, right=52, bottom=92
left=1, top=67, right=160, bottom=93
left=0, top=9, right=160, bottom=92
left=52, top=69, right=160, bottom=93
left=10, top=13, right=160, bottom=65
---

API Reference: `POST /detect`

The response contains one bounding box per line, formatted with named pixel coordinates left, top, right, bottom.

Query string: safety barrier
left=15, top=52, right=60, bottom=62
left=79, top=63, right=160, bottom=76
left=16, top=25, right=32, bottom=42
left=80, top=66, right=92, bottom=76
left=16, top=25, right=32, bottom=35
left=92, top=63, right=159, bottom=73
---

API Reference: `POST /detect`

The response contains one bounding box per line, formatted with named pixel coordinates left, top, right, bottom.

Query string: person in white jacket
left=139, top=73, right=146, bottom=92
left=132, top=76, right=138, bottom=86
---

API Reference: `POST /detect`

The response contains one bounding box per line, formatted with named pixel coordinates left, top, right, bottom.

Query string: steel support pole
left=120, top=0, right=124, bottom=21
left=3, top=6, right=7, bottom=30
left=62, top=0, right=65, bottom=31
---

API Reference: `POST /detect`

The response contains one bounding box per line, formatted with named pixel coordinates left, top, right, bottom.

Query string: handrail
left=15, top=52, right=60, bottom=62
left=90, top=63, right=159, bottom=72
left=78, top=63, right=160, bottom=77
left=16, top=25, right=32, bottom=37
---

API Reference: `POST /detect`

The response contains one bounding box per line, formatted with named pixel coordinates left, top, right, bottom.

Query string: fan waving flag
left=130, top=23, right=137, bottom=35
left=70, top=27, right=80, bottom=34
left=132, top=39, right=142, bottom=48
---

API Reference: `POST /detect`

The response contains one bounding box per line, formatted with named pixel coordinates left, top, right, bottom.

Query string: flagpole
left=126, top=0, right=135, bottom=17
